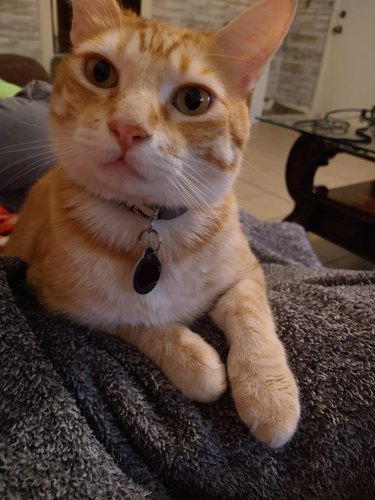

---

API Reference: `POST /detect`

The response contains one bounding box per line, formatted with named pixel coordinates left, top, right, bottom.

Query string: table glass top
left=258, top=109, right=375, bottom=159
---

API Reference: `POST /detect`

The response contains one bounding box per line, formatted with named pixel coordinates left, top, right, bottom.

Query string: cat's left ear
left=70, top=0, right=122, bottom=47
left=213, top=0, right=297, bottom=94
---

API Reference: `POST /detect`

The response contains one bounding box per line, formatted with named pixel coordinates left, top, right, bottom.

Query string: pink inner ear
left=213, top=0, right=297, bottom=95
left=70, top=19, right=84, bottom=47
left=70, top=0, right=121, bottom=47
left=70, top=4, right=95, bottom=47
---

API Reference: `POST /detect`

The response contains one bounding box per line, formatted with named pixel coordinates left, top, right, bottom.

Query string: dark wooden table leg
left=284, top=134, right=339, bottom=228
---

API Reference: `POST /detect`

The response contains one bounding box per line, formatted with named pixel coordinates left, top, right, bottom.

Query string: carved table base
left=284, top=134, right=375, bottom=263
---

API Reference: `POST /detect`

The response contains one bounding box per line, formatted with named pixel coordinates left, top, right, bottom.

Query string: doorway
left=312, top=0, right=375, bottom=113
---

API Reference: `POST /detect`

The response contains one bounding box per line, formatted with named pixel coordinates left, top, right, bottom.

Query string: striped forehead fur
left=74, top=27, right=226, bottom=99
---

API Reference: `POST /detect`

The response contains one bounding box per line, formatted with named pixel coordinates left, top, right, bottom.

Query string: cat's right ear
left=70, top=0, right=122, bottom=47
left=213, top=0, right=297, bottom=95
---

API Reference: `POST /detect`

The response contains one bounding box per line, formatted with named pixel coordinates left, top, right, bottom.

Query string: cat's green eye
left=173, top=86, right=212, bottom=116
left=85, top=56, right=118, bottom=89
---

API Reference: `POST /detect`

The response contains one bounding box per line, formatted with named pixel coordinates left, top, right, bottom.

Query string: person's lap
left=0, top=80, right=54, bottom=212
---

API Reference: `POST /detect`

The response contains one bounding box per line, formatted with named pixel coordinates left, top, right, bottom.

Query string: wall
left=266, top=0, right=335, bottom=112
left=0, top=0, right=42, bottom=63
left=152, top=0, right=253, bottom=31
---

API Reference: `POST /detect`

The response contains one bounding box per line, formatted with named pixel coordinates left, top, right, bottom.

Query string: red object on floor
left=0, top=205, right=18, bottom=235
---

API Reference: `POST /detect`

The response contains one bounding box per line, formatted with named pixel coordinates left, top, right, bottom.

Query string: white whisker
left=174, top=171, right=216, bottom=224
left=0, top=135, right=73, bottom=153
left=207, top=52, right=258, bottom=63
left=0, top=158, right=53, bottom=191
left=0, top=145, right=55, bottom=156
left=9, top=116, right=51, bottom=131
left=240, top=157, right=275, bottom=182
left=0, top=139, right=53, bottom=152
left=182, top=162, right=219, bottom=199
left=0, top=149, right=56, bottom=176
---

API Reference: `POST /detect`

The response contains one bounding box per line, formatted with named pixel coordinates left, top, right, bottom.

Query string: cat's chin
left=63, top=164, right=176, bottom=209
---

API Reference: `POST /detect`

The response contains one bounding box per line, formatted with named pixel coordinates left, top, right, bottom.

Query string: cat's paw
left=229, top=359, right=300, bottom=448
left=167, top=329, right=227, bottom=403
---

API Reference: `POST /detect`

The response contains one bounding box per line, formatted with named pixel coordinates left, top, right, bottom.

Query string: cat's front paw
left=166, top=328, right=228, bottom=403
left=229, top=358, right=300, bottom=448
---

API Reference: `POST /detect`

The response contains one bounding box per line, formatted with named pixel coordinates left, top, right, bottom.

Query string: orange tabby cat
left=5, top=0, right=300, bottom=447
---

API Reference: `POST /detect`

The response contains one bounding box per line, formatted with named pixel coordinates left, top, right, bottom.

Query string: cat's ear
left=213, top=0, right=297, bottom=94
left=70, top=0, right=122, bottom=47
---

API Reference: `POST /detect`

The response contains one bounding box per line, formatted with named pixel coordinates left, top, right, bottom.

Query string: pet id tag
left=133, top=228, right=162, bottom=295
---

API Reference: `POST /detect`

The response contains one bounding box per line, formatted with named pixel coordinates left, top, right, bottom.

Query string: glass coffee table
left=259, top=111, right=375, bottom=263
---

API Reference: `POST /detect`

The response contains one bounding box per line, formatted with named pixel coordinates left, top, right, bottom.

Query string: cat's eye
left=85, top=56, right=118, bottom=89
left=173, top=86, right=212, bottom=116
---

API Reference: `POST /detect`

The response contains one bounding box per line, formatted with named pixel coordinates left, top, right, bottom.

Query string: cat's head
left=50, top=0, right=296, bottom=209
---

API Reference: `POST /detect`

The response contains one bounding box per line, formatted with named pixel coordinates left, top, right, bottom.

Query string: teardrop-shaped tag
left=133, top=247, right=161, bottom=295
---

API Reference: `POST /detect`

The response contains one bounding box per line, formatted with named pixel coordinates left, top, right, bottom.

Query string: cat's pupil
left=184, top=88, right=204, bottom=111
left=93, top=60, right=111, bottom=83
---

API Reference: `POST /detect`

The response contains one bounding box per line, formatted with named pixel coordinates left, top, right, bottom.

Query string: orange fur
left=5, top=0, right=300, bottom=447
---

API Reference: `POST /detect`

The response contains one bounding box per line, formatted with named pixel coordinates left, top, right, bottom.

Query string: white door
left=313, top=0, right=375, bottom=114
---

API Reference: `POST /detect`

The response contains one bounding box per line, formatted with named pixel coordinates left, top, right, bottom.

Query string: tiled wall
left=152, top=0, right=255, bottom=30
left=266, top=0, right=335, bottom=111
left=0, top=0, right=42, bottom=62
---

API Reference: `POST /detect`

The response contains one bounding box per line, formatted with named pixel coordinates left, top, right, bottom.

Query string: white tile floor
left=235, top=122, right=375, bottom=269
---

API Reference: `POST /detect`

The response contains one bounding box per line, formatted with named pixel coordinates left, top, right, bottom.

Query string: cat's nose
left=109, top=121, right=150, bottom=152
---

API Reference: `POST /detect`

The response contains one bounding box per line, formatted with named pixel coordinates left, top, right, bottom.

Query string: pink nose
left=109, top=121, right=150, bottom=152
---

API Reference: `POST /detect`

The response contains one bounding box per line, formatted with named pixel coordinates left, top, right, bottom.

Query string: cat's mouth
left=103, top=156, right=148, bottom=182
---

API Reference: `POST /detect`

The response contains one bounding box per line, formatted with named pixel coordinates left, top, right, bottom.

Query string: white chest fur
left=63, top=195, right=241, bottom=329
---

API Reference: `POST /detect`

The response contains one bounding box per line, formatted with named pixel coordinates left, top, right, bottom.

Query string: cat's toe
left=170, top=334, right=227, bottom=402
left=185, top=359, right=227, bottom=403
left=248, top=392, right=300, bottom=448
left=231, top=370, right=300, bottom=448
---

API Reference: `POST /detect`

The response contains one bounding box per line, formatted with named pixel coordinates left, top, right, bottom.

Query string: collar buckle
left=122, top=202, right=188, bottom=221
left=129, top=205, right=160, bottom=222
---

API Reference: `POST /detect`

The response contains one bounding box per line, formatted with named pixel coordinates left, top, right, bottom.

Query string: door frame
left=310, top=0, right=343, bottom=115
left=37, top=0, right=54, bottom=72
left=141, top=0, right=152, bottom=18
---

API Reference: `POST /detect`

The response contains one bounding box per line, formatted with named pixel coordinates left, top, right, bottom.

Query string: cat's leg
left=210, top=269, right=300, bottom=448
left=115, top=323, right=227, bottom=402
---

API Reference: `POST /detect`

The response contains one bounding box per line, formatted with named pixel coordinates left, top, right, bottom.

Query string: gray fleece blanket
left=1, top=212, right=375, bottom=499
